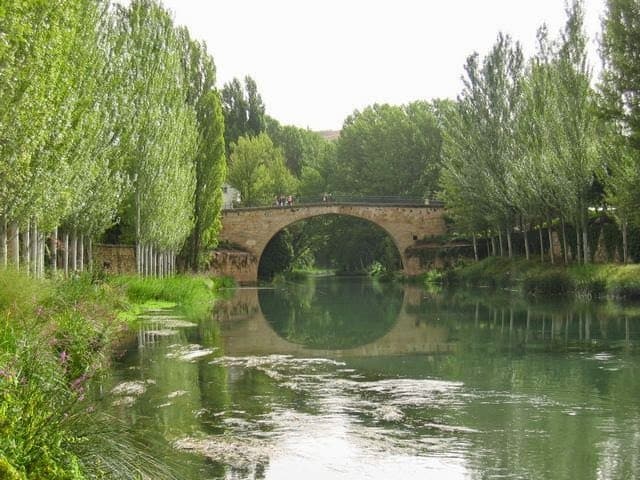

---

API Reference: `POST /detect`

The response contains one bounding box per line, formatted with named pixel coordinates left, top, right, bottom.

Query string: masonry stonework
left=215, top=204, right=447, bottom=282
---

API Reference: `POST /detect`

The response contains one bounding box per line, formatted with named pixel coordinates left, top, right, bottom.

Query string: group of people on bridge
left=275, top=195, right=294, bottom=207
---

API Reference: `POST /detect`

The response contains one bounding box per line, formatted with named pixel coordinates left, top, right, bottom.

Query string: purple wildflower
left=59, top=351, right=69, bottom=364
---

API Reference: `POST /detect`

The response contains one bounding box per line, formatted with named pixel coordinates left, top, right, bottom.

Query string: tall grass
left=1, top=271, right=232, bottom=479
left=112, top=274, right=233, bottom=320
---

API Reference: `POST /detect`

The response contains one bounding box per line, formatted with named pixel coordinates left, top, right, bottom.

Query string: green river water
left=99, top=276, right=640, bottom=479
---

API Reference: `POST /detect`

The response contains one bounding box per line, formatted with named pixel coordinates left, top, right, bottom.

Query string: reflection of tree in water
left=259, top=277, right=404, bottom=349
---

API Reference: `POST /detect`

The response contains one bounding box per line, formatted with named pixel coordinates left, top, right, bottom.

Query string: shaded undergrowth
left=438, top=257, right=640, bottom=299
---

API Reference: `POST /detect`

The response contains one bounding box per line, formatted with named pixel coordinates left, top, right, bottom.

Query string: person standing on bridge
left=287, top=195, right=293, bottom=207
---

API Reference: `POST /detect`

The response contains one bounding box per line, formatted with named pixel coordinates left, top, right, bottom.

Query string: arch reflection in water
left=259, top=276, right=403, bottom=349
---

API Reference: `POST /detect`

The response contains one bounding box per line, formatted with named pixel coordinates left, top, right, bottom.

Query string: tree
left=600, top=0, right=640, bottom=150
left=227, top=133, right=297, bottom=207
left=336, top=102, right=442, bottom=197
left=440, top=34, right=524, bottom=258
left=179, top=32, right=227, bottom=270
left=221, top=76, right=266, bottom=153
left=116, top=0, right=198, bottom=274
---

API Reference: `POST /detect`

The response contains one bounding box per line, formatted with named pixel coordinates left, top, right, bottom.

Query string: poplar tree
left=179, top=34, right=227, bottom=270
left=600, top=0, right=640, bottom=150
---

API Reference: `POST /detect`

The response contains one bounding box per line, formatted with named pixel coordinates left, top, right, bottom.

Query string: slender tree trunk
left=561, top=217, right=569, bottom=265
left=497, top=229, right=504, bottom=257
left=547, top=216, right=555, bottom=265
left=472, top=232, right=478, bottom=262
left=136, top=242, right=142, bottom=276
left=88, top=238, right=93, bottom=273
left=506, top=229, right=513, bottom=258
left=50, top=228, right=58, bottom=275
left=39, top=234, right=45, bottom=278
left=539, top=226, right=544, bottom=262
left=22, top=221, right=30, bottom=275
left=64, top=232, right=69, bottom=277
left=71, top=230, right=78, bottom=273
left=8, top=223, right=19, bottom=269
left=79, top=234, right=84, bottom=273
left=0, top=216, right=6, bottom=269
left=581, top=207, right=590, bottom=264
left=576, top=222, right=582, bottom=265
left=490, top=236, right=497, bottom=256
left=136, top=190, right=141, bottom=275
left=31, top=222, right=39, bottom=277
left=622, top=220, right=628, bottom=264
left=523, top=222, right=530, bottom=261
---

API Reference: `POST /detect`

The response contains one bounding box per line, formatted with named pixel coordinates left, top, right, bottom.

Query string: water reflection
left=259, top=277, right=403, bottom=349
left=100, top=279, right=640, bottom=480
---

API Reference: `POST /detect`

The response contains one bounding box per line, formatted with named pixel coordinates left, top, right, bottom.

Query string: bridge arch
left=217, top=203, right=446, bottom=283
left=258, top=212, right=404, bottom=278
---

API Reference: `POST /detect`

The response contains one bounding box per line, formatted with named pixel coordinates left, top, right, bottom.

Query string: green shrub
left=523, top=270, right=574, bottom=296
left=608, top=265, right=640, bottom=299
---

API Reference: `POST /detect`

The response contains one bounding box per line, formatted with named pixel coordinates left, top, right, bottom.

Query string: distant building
left=222, top=183, right=241, bottom=209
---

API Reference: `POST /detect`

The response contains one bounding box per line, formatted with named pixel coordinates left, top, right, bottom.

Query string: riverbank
left=0, top=270, right=231, bottom=480
left=432, top=257, right=640, bottom=298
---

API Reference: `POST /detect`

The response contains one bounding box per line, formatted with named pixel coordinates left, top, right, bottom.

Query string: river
left=98, top=276, right=640, bottom=479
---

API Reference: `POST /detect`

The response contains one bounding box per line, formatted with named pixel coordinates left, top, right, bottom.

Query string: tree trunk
left=136, top=190, right=141, bottom=275
left=136, top=242, right=142, bottom=276
left=71, top=230, right=78, bottom=273
left=490, top=236, right=497, bottom=256
left=576, top=221, right=582, bottom=265
left=497, top=229, right=504, bottom=257
left=472, top=232, right=478, bottom=262
left=622, top=220, right=628, bottom=264
left=50, top=228, right=58, bottom=274
left=581, top=208, right=590, bottom=264
left=561, top=217, right=569, bottom=265
left=64, top=232, right=69, bottom=277
left=506, top=229, right=513, bottom=258
left=8, top=223, right=19, bottom=269
left=31, top=223, right=38, bottom=277
left=39, top=234, right=45, bottom=278
left=88, top=238, right=93, bottom=273
left=523, top=222, right=530, bottom=261
left=22, top=221, right=30, bottom=275
left=0, top=217, right=6, bottom=269
left=79, top=234, right=84, bottom=273
left=538, top=226, right=544, bottom=262
left=547, top=217, right=555, bottom=265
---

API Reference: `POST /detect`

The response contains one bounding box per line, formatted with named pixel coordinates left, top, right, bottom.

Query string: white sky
left=160, top=0, right=606, bottom=131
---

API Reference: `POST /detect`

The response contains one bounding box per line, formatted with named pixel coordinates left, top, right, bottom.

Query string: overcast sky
left=160, top=0, right=607, bottom=131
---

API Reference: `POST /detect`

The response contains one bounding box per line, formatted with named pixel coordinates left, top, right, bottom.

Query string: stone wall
left=94, top=244, right=136, bottom=274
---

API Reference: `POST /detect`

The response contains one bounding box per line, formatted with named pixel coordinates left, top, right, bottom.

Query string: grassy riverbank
left=435, top=257, right=640, bottom=298
left=0, top=270, right=231, bottom=480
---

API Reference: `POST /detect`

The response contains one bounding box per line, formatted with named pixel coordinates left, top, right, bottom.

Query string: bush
left=523, top=270, right=574, bottom=296
left=608, top=265, right=640, bottom=299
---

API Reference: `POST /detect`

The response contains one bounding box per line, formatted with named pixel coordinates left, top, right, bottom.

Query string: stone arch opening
left=257, top=213, right=404, bottom=280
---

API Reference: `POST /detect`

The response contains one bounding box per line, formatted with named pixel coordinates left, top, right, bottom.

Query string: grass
left=0, top=269, right=234, bottom=479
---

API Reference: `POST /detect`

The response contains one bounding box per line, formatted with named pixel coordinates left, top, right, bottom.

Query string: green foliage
left=221, top=76, right=266, bottom=154
left=600, top=0, right=640, bottom=150
left=227, top=133, right=298, bottom=206
left=0, top=270, right=127, bottom=479
left=336, top=102, right=442, bottom=197
left=607, top=265, right=640, bottom=299
left=523, top=270, right=574, bottom=296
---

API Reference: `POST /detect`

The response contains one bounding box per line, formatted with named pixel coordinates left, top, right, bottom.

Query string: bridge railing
left=224, top=195, right=444, bottom=210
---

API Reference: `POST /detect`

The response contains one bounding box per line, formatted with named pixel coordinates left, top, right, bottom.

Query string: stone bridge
left=213, top=287, right=455, bottom=358
left=216, top=202, right=447, bottom=283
